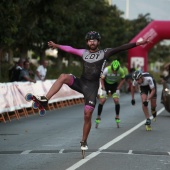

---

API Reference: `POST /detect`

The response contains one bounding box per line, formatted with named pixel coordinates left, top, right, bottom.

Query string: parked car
left=162, top=80, right=170, bottom=113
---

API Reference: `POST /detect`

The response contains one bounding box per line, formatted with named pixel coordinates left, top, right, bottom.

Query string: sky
left=111, top=0, right=170, bottom=20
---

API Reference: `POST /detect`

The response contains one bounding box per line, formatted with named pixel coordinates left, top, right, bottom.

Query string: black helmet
left=132, top=70, right=142, bottom=80
left=85, top=31, right=101, bottom=41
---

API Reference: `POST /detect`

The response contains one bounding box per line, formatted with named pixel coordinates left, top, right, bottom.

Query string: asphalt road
left=0, top=85, right=170, bottom=170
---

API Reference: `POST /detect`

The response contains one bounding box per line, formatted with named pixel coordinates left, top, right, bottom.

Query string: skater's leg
left=113, top=97, right=120, bottom=119
left=97, top=98, right=106, bottom=119
left=113, top=97, right=121, bottom=126
left=46, top=74, right=74, bottom=100
left=145, top=118, right=152, bottom=130
left=141, top=94, right=150, bottom=119
left=95, top=96, right=106, bottom=127
left=82, top=105, right=94, bottom=143
left=151, top=97, right=157, bottom=120
left=32, top=74, right=74, bottom=107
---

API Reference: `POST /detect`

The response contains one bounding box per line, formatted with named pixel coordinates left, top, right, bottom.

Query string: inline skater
left=95, top=60, right=125, bottom=128
left=32, top=31, right=151, bottom=153
left=131, top=70, right=157, bottom=131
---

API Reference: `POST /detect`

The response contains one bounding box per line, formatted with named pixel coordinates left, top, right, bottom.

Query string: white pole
left=107, top=0, right=112, bottom=5
left=125, top=0, right=129, bottom=19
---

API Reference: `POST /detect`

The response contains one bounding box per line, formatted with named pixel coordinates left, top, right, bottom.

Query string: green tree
left=0, top=0, right=159, bottom=82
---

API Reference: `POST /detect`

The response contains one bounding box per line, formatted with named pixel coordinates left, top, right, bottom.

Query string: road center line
left=128, top=150, right=133, bottom=154
left=59, top=149, right=64, bottom=153
left=21, top=150, right=32, bottom=154
left=66, top=107, right=165, bottom=170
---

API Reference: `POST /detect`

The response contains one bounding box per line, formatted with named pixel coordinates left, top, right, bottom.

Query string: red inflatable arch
left=128, top=20, right=170, bottom=71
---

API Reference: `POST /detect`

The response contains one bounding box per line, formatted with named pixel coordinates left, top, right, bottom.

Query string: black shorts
left=69, top=76, right=99, bottom=107
left=104, top=81, right=118, bottom=95
left=140, top=80, right=157, bottom=98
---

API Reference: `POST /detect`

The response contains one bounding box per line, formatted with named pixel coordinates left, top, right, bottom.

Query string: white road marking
left=43, top=145, right=59, bottom=147
left=21, top=150, right=32, bottom=154
left=59, top=149, right=64, bottom=153
left=128, top=150, right=133, bottom=154
left=66, top=107, right=165, bottom=170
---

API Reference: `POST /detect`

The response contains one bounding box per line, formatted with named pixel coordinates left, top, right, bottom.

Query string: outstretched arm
left=106, top=36, right=151, bottom=57
left=48, top=41, right=85, bottom=57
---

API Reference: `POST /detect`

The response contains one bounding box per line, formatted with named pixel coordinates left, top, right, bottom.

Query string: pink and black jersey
left=58, top=43, right=136, bottom=81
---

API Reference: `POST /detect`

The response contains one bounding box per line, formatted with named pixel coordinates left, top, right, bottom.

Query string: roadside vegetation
left=0, top=0, right=169, bottom=82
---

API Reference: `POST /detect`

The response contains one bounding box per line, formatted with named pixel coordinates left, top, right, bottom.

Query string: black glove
left=131, top=99, right=135, bottom=105
left=143, top=101, right=148, bottom=107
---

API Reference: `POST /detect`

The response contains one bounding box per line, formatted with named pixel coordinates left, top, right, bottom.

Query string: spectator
left=161, top=65, right=170, bottom=82
left=34, top=60, right=48, bottom=81
left=121, top=62, right=129, bottom=93
left=124, top=67, right=136, bottom=93
left=160, top=64, right=170, bottom=103
left=9, top=58, right=24, bottom=82
left=19, top=60, right=36, bottom=83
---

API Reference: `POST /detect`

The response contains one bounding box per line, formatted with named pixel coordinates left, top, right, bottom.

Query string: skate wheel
left=39, top=109, right=46, bottom=116
left=115, top=118, right=120, bottom=128
left=145, top=125, right=152, bottom=131
left=153, top=118, right=156, bottom=122
left=25, top=93, right=33, bottom=101
left=81, top=150, right=85, bottom=159
left=95, top=119, right=101, bottom=128
left=95, top=123, right=98, bottom=129
left=32, top=102, right=38, bottom=109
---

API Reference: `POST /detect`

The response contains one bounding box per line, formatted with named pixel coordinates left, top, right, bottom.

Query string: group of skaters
left=95, top=59, right=157, bottom=131
left=32, top=31, right=157, bottom=150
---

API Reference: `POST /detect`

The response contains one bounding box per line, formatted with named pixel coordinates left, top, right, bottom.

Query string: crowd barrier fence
left=0, top=80, right=84, bottom=123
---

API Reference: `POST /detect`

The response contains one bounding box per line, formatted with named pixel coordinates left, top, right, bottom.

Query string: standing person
left=9, top=58, right=24, bottom=82
left=95, top=60, right=125, bottom=128
left=125, top=67, right=136, bottom=93
left=160, top=64, right=170, bottom=103
left=33, top=31, right=151, bottom=150
left=121, top=62, right=129, bottom=93
left=19, top=60, right=36, bottom=83
left=34, top=60, right=48, bottom=81
left=131, top=70, right=157, bottom=131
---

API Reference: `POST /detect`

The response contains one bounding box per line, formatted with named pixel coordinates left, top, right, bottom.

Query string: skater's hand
left=131, top=99, right=135, bottom=105
left=101, top=89, right=107, bottom=97
left=136, top=36, right=152, bottom=46
left=116, top=90, right=120, bottom=97
left=48, top=41, right=57, bottom=49
left=143, top=101, right=149, bottom=107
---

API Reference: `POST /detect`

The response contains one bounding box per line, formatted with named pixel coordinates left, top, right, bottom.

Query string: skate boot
left=33, top=95, right=48, bottom=107
left=152, top=110, right=157, bottom=122
left=145, top=118, right=152, bottom=131
left=80, top=141, right=88, bottom=159
left=115, top=118, right=121, bottom=128
left=95, top=118, right=101, bottom=128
